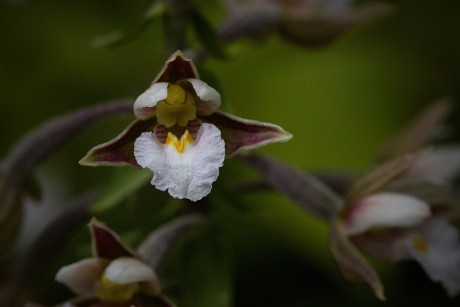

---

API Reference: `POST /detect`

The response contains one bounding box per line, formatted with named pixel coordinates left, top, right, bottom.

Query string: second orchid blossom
left=80, top=51, right=291, bottom=201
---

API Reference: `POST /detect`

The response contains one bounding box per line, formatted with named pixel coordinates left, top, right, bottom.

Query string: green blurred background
left=1, top=0, right=460, bottom=305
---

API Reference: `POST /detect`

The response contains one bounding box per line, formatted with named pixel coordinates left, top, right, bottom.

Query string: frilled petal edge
left=55, top=257, right=109, bottom=295
left=204, top=111, right=292, bottom=157
left=79, top=119, right=156, bottom=167
left=134, top=123, right=225, bottom=201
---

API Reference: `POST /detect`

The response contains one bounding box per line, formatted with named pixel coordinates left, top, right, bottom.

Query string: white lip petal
left=55, top=258, right=109, bottom=295
left=344, top=192, right=430, bottom=236
left=134, top=123, right=225, bottom=201
left=186, top=78, right=221, bottom=115
left=407, top=218, right=460, bottom=297
left=134, top=82, right=169, bottom=119
left=104, top=257, right=158, bottom=285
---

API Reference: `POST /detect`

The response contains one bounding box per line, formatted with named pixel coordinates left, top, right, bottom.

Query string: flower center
left=156, top=84, right=196, bottom=128
left=166, top=84, right=186, bottom=105
left=166, top=130, right=193, bottom=153
left=95, top=273, right=140, bottom=303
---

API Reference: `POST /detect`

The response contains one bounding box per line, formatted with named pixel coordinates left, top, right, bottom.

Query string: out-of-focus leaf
left=7, top=191, right=98, bottom=306
left=90, top=167, right=151, bottom=213
left=92, top=2, right=165, bottom=48
left=0, top=100, right=132, bottom=255
left=177, top=229, right=233, bottom=307
left=189, top=8, right=227, bottom=59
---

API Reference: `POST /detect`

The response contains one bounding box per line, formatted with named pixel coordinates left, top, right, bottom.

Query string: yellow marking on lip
left=412, top=235, right=429, bottom=253
left=166, top=130, right=193, bottom=153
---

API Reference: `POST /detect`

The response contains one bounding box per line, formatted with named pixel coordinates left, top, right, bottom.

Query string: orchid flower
left=222, top=0, right=391, bottom=47
left=55, top=219, right=174, bottom=306
left=329, top=98, right=460, bottom=298
left=332, top=150, right=460, bottom=299
left=242, top=150, right=460, bottom=299
left=80, top=51, right=291, bottom=202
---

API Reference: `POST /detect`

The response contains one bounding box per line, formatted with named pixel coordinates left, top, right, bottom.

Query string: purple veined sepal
left=79, top=118, right=156, bottom=167
left=329, top=219, right=385, bottom=300
left=204, top=111, right=292, bottom=157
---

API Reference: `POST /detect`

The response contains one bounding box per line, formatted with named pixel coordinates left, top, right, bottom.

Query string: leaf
left=15, top=191, right=97, bottom=299
left=91, top=2, right=165, bottom=48
left=189, top=8, right=227, bottom=59
left=176, top=228, right=233, bottom=307
left=0, top=100, right=132, bottom=253
left=90, top=167, right=152, bottom=213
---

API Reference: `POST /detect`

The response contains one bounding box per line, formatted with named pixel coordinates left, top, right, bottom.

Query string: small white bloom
left=407, top=218, right=460, bottom=297
left=134, top=123, right=225, bottom=201
left=344, top=192, right=431, bottom=235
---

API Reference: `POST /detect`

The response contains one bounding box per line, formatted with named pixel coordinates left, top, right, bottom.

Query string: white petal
left=405, top=145, right=460, bottom=180
left=104, top=257, right=158, bottom=285
left=134, top=123, right=225, bottom=201
left=55, top=258, right=109, bottom=295
left=406, top=218, right=460, bottom=297
left=186, top=78, right=221, bottom=115
left=344, top=192, right=430, bottom=236
left=133, top=82, right=169, bottom=119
